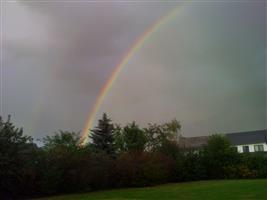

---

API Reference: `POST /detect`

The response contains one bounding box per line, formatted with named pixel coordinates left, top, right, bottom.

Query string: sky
left=2, top=0, right=266, bottom=139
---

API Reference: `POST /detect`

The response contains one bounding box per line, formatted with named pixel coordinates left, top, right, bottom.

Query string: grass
left=35, top=179, right=267, bottom=200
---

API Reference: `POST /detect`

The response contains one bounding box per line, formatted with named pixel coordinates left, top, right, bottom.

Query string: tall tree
left=43, top=130, right=80, bottom=152
left=41, top=131, right=84, bottom=194
left=90, top=113, right=115, bottom=155
left=123, top=122, right=147, bottom=152
left=202, top=134, right=240, bottom=179
left=145, top=119, right=181, bottom=151
left=114, top=122, right=148, bottom=153
left=113, top=124, right=125, bottom=153
left=0, top=115, right=36, bottom=199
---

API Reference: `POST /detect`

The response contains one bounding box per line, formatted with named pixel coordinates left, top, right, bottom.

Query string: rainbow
left=81, top=6, right=184, bottom=143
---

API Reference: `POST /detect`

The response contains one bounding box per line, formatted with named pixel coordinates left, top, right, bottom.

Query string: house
left=179, top=129, right=267, bottom=153
left=225, top=130, right=267, bottom=153
left=179, top=135, right=209, bottom=149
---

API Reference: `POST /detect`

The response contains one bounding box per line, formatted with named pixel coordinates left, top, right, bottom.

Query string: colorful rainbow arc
left=81, top=6, right=184, bottom=143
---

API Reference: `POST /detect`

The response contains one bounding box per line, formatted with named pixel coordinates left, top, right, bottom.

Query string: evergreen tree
left=90, top=113, right=115, bottom=155
left=0, top=115, right=36, bottom=198
left=123, top=122, right=147, bottom=152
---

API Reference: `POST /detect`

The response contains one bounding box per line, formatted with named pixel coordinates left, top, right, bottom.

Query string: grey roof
left=179, top=129, right=267, bottom=148
left=225, top=130, right=267, bottom=145
left=179, top=136, right=209, bottom=149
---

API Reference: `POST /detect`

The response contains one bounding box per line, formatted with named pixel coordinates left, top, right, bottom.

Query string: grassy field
left=35, top=179, right=267, bottom=200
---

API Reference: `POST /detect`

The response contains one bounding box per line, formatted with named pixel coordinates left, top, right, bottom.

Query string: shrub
left=0, top=116, right=37, bottom=199
left=115, top=152, right=174, bottom=187
left=241, top=153, right=267, bottom=178
left=202, top=134, right=241, bottom=179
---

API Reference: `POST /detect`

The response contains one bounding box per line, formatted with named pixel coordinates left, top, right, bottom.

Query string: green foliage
left=115, top=152, right=173, bottom=187
left=1, top=114, right=267, bottom=199
left=39, top=131, right=84, bottom=195
left=165, top=119, right=181, bottom=135
left=90, top=113, right=115, bottom=155
left=241, top=153, right=267, bottom=178
left=85, top=153, right=116, bottom=189
left=202, top=134, right=241, bottom=179
left=157, top=140, right=181, bottom=159
left=0, top=116, right=37, bottom=199
left=223, top=164, right=257, bottom=179
left=113, top=124, right=124, bottom=153
left=144, top=119, right=181, bottom=151
left=114, top=122, right=147, bottom=153
left=123, top=122, right=147, bottom=152
left=174, top=150, right=207, bottom=181
left=43, top=131, right=80, bottom=152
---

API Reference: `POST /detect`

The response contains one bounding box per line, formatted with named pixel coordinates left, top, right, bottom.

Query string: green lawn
left=35, top=179, right=267, bottom=200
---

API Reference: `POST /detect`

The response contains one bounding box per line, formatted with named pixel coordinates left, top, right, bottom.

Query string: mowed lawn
left=35, top=179, right=267, bottom=200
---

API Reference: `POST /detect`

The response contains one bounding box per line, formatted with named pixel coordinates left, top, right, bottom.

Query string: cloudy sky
left=2, top=0, right=266, bottom=139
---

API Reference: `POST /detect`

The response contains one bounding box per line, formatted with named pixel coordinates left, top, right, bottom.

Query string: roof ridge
left=226, top=129, right=267, bottom=135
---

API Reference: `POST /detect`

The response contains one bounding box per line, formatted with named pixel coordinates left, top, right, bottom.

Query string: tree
left=90, top=113, right=115, bottom=155
left=118, top=122, right=147, bottom=152
left=144, top=119, right=181, bottom=151
left=202, top=134, right=241, bottom=179
left=0, top=115, right=37, bottom=199
left=165, top=119, right=181, bottom=136
left=40, top=131, right=84, bottom=194
left=43, top=130, right=80, bottom=152
left=113, top=124, right=125, bottom=153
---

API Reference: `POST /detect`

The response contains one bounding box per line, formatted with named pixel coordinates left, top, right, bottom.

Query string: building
left=225, top=130, right=267, bottom=153
left=179, top=135, right=209, bottom=149
left=179, top=129, right=267, bottom=153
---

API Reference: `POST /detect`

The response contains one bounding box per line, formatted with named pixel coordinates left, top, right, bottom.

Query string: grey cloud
left=4, top=1, right=173, bottom=137
left=4, top=1, right=265, bottom=138
left=18, top=1, right=173, bottom=95
left=100, top=3, right=266, bottom=136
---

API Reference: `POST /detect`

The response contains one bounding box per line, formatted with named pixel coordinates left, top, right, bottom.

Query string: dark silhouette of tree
left=145, top=119, right=181, bottom=151
left=122, top=122, right=147, bottom=152
left=2, top=114, right=267, bottom=199
left=202, top=134, right=240, bottom=179
left=43, top=130, right=80, bottom=152
left=113, top=124, right=125, bottom=153
left=90, top=113, right=115, bottom=155
left=0, top=115, right=36, bottom=199
left=41, top=131, right=84, bottom=194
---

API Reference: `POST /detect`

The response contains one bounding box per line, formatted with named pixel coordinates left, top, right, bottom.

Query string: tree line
left=1, top=114, right=267, bottom=199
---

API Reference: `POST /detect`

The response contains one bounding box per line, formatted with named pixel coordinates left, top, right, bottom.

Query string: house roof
left=225, top=130, right=267, bottom=145
left=179, top=129, right=267, bottom=148
left=179, top=136, right=209, bottom=149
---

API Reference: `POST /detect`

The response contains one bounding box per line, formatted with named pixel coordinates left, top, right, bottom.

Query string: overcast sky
left=2, top=0, right=266, bottom=139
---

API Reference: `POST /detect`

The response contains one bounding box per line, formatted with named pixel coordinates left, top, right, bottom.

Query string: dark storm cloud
left=4, top=1, right=265, bottom=138
left=100, top=2, right=266, bottom=136
left=4, top=1, right=173, bottom=137
left=18, top=1, right=173, bottom=94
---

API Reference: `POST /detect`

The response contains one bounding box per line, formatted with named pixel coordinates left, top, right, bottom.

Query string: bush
left=202, top=134, right=241, bottom=179
left=115, top=152, right=174, bottom=187
left=175, top=151, right=207, bottom=181
left=0, top=116, right=37, bottom=199
left=241, top=153, right=267, bottom=178
left=2, top=116, right=267, bottom=199
left=85, top=153, right=115, bottom=190
left=223, top=164, right=256, bottom=179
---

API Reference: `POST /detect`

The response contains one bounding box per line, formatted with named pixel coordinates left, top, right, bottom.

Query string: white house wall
left=235, top=143, right=267, bottom=153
